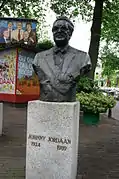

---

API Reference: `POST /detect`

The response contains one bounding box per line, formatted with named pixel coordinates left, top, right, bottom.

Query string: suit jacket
left=7, top=28, right=14, bottom=40
left=0, top=37, right=6, bottom=43
left=28, top=30, right=36, bottom=44
left=33, top=46, right=91, bottom=102
left=11, top=29, right=24, bottom=41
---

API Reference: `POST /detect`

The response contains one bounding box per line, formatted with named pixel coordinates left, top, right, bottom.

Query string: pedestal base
left=26, top=100, right=80, bottom=179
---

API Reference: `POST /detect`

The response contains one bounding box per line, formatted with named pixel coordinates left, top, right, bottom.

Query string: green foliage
left=76, top=91, right=116, bottom=114
left=102, top=0, right=119, bottom=42
left=50, top=0, right=93, bottom=20
left=76, top=76, right=116, bottom=114
left=76, top=76, right=99, bottom=93
left=50, top=0, right=119, bottom=45
left=36, top=40, right=54, bottom=50
left=101, top=45, right=119, bottom=77
left=0, top=0, right=44, bottom=18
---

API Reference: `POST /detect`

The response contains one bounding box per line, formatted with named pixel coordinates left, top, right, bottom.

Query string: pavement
left=0, top=103, right=119, bottom=179
left=0, top=104, right=26, bottom=179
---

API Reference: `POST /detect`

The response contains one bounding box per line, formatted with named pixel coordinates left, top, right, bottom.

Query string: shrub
left=76, top=91, right=116, bottom=114
left=76, top=76, right=100, bottom=93
left=36, top=40, right=54, bottom=50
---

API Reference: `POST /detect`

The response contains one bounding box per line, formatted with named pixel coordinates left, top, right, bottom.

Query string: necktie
left=18, top=30, right=20, bottom=41
left=54, top=52, right=64, bottom=70
left=9, top=29, right=11, bottom=40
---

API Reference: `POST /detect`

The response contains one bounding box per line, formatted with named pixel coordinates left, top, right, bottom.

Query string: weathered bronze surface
left=33, top=16, right=91, bottom=102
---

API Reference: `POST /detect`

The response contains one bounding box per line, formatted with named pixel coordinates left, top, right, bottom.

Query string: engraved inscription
left=57, top=145, right=67, bottom=151
left=28, top=134, right=72, bottom=151
left=31, top=141, right=41, bottom=147
left=28, top=134, right=46, bottom=141
left=48, top=137, right=71, bottom=145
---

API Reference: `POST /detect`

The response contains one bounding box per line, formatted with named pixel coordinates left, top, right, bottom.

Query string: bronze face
left=52, top=20, right=72, bottom=47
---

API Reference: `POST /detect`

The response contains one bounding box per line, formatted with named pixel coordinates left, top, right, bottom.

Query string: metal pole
left=108, top=108, right=112, bottom=118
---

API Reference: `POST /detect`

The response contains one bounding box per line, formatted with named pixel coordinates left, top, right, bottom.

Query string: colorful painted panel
left=0, top=19, right=37, bottom=46
left=0, top=49, right=16, bottom=94
left=17, top=49, right=39, bottom=95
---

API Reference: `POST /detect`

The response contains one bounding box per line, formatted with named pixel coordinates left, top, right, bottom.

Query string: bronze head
left=52, top=16, right=74, bottom=47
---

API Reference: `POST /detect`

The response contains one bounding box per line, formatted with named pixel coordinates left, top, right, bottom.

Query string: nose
left=57, top=28, right=61, bottom=32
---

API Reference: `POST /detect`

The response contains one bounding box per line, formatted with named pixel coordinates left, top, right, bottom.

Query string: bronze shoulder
left=69, top=46, right=87, bottom=55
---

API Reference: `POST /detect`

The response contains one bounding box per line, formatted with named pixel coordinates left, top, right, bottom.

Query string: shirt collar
left=53, top=45, right=69, bottom=54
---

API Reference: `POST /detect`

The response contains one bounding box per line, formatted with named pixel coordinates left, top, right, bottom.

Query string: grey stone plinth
left=26, top=100, right=80, bottom=179
left=0, top=103, right=3, bottom=136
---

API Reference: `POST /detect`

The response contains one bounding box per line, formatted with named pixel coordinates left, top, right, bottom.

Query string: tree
left=88, top=0, right=104, bottom=79
left=88, top=0, right=119, bottom=79
left=101, top=43, right=119, bottom=74
left=100, top=44, right=119, bottom=86
left=50, top=0, right=119, bottom=79
left=102, top=0, right=119, bottom=43
left=50, top=0, right=93, bottom=19
left=101, top=52, right=119, bottom=77
left=0, top=0, right=45, bottom=18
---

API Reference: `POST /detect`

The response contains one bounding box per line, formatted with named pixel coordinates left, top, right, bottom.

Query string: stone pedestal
left=0, top=103, right=3, bottom=136
left=26, top=100, right=79, bottom=179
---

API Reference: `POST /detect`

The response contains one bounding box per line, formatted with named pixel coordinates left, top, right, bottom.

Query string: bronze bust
left=32, top=16, right=91, bottom=102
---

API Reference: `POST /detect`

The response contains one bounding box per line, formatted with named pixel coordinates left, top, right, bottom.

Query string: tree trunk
left=88, top=0, right=104, bottom=79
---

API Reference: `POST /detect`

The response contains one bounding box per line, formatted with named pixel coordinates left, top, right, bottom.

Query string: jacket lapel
left=62, top=49, right=76, bottom=74
left=44, top=48, right=61, bottom=78
left=44, top=47, right=76, bottom=78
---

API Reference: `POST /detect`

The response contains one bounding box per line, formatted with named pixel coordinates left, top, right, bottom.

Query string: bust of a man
left=33, top=16, right=91, bottom=102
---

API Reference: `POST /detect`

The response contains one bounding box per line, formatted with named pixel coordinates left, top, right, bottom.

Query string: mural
left=0, top=49, right=16, bottom=94
left=0, top=20, right=37, bottom=46
left=16, top=49, right=39, bottom=95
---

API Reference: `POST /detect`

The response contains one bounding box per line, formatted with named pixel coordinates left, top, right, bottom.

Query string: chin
left=55, top=36, right=65, bottom=40
left=54, top=39, right=68, bottom=47
left=56, top=41, right=65, bottom=47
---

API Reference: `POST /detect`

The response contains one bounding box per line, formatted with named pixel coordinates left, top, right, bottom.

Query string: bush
left=76, top=91, right=116, bottom=114
left=76, top=76, right=100, bottom=93
left=36, top=40, right=54, bottom=50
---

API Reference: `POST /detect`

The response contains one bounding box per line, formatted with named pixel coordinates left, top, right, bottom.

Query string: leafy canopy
left=0, top=0, right=46, bottom=18
left=50, top=0, right=119, bottom=43
left=102, top=0, right=119, bottom=42
left=101, top=45, right=119, bottom=77
left=50, top=0, right=93, bottom=20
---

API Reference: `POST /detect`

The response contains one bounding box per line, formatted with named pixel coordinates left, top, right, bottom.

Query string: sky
left=69, top=21, right=91, bottom=52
